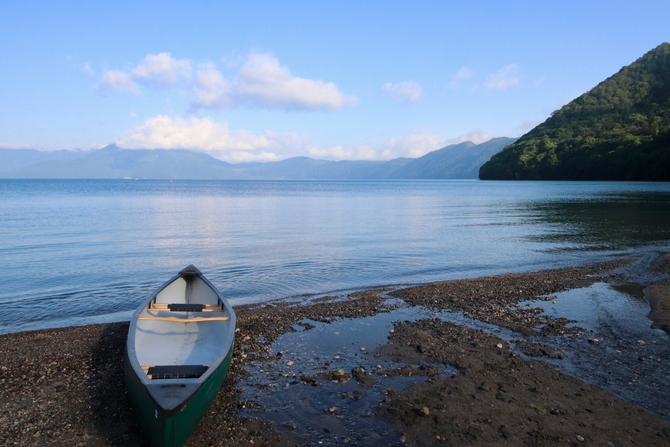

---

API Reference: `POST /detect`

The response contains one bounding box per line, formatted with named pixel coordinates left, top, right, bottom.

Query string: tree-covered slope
left=480, top=43, right=670, bottom=181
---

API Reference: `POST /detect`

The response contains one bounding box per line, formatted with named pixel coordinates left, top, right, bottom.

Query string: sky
left=0, top=1, right=668, bottom=163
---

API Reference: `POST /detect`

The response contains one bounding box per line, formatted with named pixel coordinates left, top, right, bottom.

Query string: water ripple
left=1, top=179, right=669, bottom=334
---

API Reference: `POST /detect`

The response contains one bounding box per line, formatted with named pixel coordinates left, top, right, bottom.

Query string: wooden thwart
left=138, top=316, right=230, bottom=322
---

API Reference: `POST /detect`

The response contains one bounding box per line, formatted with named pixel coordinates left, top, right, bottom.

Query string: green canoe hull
left=124, top=345, right=234, bottom=447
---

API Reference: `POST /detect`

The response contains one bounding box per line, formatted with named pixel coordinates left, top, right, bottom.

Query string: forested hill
left=479, top=43, right=670, bottom=181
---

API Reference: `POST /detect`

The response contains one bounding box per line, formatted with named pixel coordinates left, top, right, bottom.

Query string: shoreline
left=1, top=257, right=669, bottom=446
left=645, top=253, right=670, bottom=334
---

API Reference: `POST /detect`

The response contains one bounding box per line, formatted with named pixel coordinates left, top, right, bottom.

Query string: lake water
left=1, top=179, right=669, bottom=335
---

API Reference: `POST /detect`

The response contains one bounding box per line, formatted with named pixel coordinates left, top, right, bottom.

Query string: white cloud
left=446, top=129, right=493, bottom=145
left=83, top=63, right=95, bottom=75
left=192, top=52, right=356, bottom=112
left=381, top=81, right=422, bottom=103
left=447, top=67, right=476, bottom=89
left=377, top=129, right=447, bottom=159
left=96, top=51, right=353, bottom=113
left=114, top=115, right=308, bottom=163
left=192, top=63, right=233, bottom=110
left=131, top=53, right=192, bottom=87
left=453, top=67, right=476, bottom=81
left=111, top=111, right=497, bottom=163
left=98, top=70, right=139, bottom=93
left=308, top=144, right=379, bottom=161
left=97, top=52, right=192, bottom=92
left=484, top=64, right=520, bottom=90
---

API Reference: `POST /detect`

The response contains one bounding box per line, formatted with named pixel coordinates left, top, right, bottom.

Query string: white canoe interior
left=133, top=275, right=233, bottom=379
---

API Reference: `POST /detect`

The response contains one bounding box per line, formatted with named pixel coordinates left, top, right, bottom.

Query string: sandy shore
left=1, top=257, right=670, bottom=446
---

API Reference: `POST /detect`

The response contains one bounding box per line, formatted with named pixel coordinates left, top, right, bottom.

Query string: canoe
left=124, top=265, right=236, bottom=447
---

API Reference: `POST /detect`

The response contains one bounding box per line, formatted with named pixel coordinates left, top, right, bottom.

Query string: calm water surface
left=1, top=179, right=669, bottom=334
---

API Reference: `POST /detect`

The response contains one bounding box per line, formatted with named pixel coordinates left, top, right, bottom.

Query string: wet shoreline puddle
left=517, top=283, right=670, bottom=417
left=239, top=304, right=458, bottom=446
left=239, top=283, right=670, bottom=445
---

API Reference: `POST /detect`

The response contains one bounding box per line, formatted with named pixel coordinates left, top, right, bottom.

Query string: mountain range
left=0, top=137, right=515, bottom=180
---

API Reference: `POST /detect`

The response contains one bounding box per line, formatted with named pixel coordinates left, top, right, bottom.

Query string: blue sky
left=0, top=1, right=668, bottom=162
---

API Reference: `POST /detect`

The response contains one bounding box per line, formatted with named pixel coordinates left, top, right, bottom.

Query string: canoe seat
left=168, top=303, right=207, bottom=312
left=146, top=365, right=209, bottom=380
left=149, top=303, right=222, bottom=312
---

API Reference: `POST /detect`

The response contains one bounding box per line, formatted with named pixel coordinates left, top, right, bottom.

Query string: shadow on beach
left=86, top=322, right=147, bottom=447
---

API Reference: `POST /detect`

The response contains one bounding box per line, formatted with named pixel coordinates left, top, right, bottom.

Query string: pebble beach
left=1, top=255, right=670, bottom=446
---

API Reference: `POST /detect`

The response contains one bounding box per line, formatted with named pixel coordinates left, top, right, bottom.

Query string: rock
left=575, top=434, right=585, bottom=442
left=588, top=339, right=599, bottom=344
left=352, top=367, right=366, bottom=379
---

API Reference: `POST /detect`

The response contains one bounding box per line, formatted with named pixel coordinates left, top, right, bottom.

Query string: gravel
left=1, top=258, right=669, bottom=446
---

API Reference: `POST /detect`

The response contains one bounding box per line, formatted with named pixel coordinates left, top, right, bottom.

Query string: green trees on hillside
left=479, top=43, right=670, bottom=181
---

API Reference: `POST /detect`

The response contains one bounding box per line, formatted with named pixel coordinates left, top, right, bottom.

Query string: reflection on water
left=521, top=283, right=663, bottom=335
left=0, top=179, right=669, bottom=334
left=523, top=192, right=670, bottom=251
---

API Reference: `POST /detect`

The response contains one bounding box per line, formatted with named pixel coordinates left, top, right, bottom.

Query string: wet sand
left=1, top=257, right=670, bottom=446
left=646, top=253, right=670, bottom=333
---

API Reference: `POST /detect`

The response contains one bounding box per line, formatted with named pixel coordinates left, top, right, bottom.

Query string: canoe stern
left=124, top=343, right=234, bottom=447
